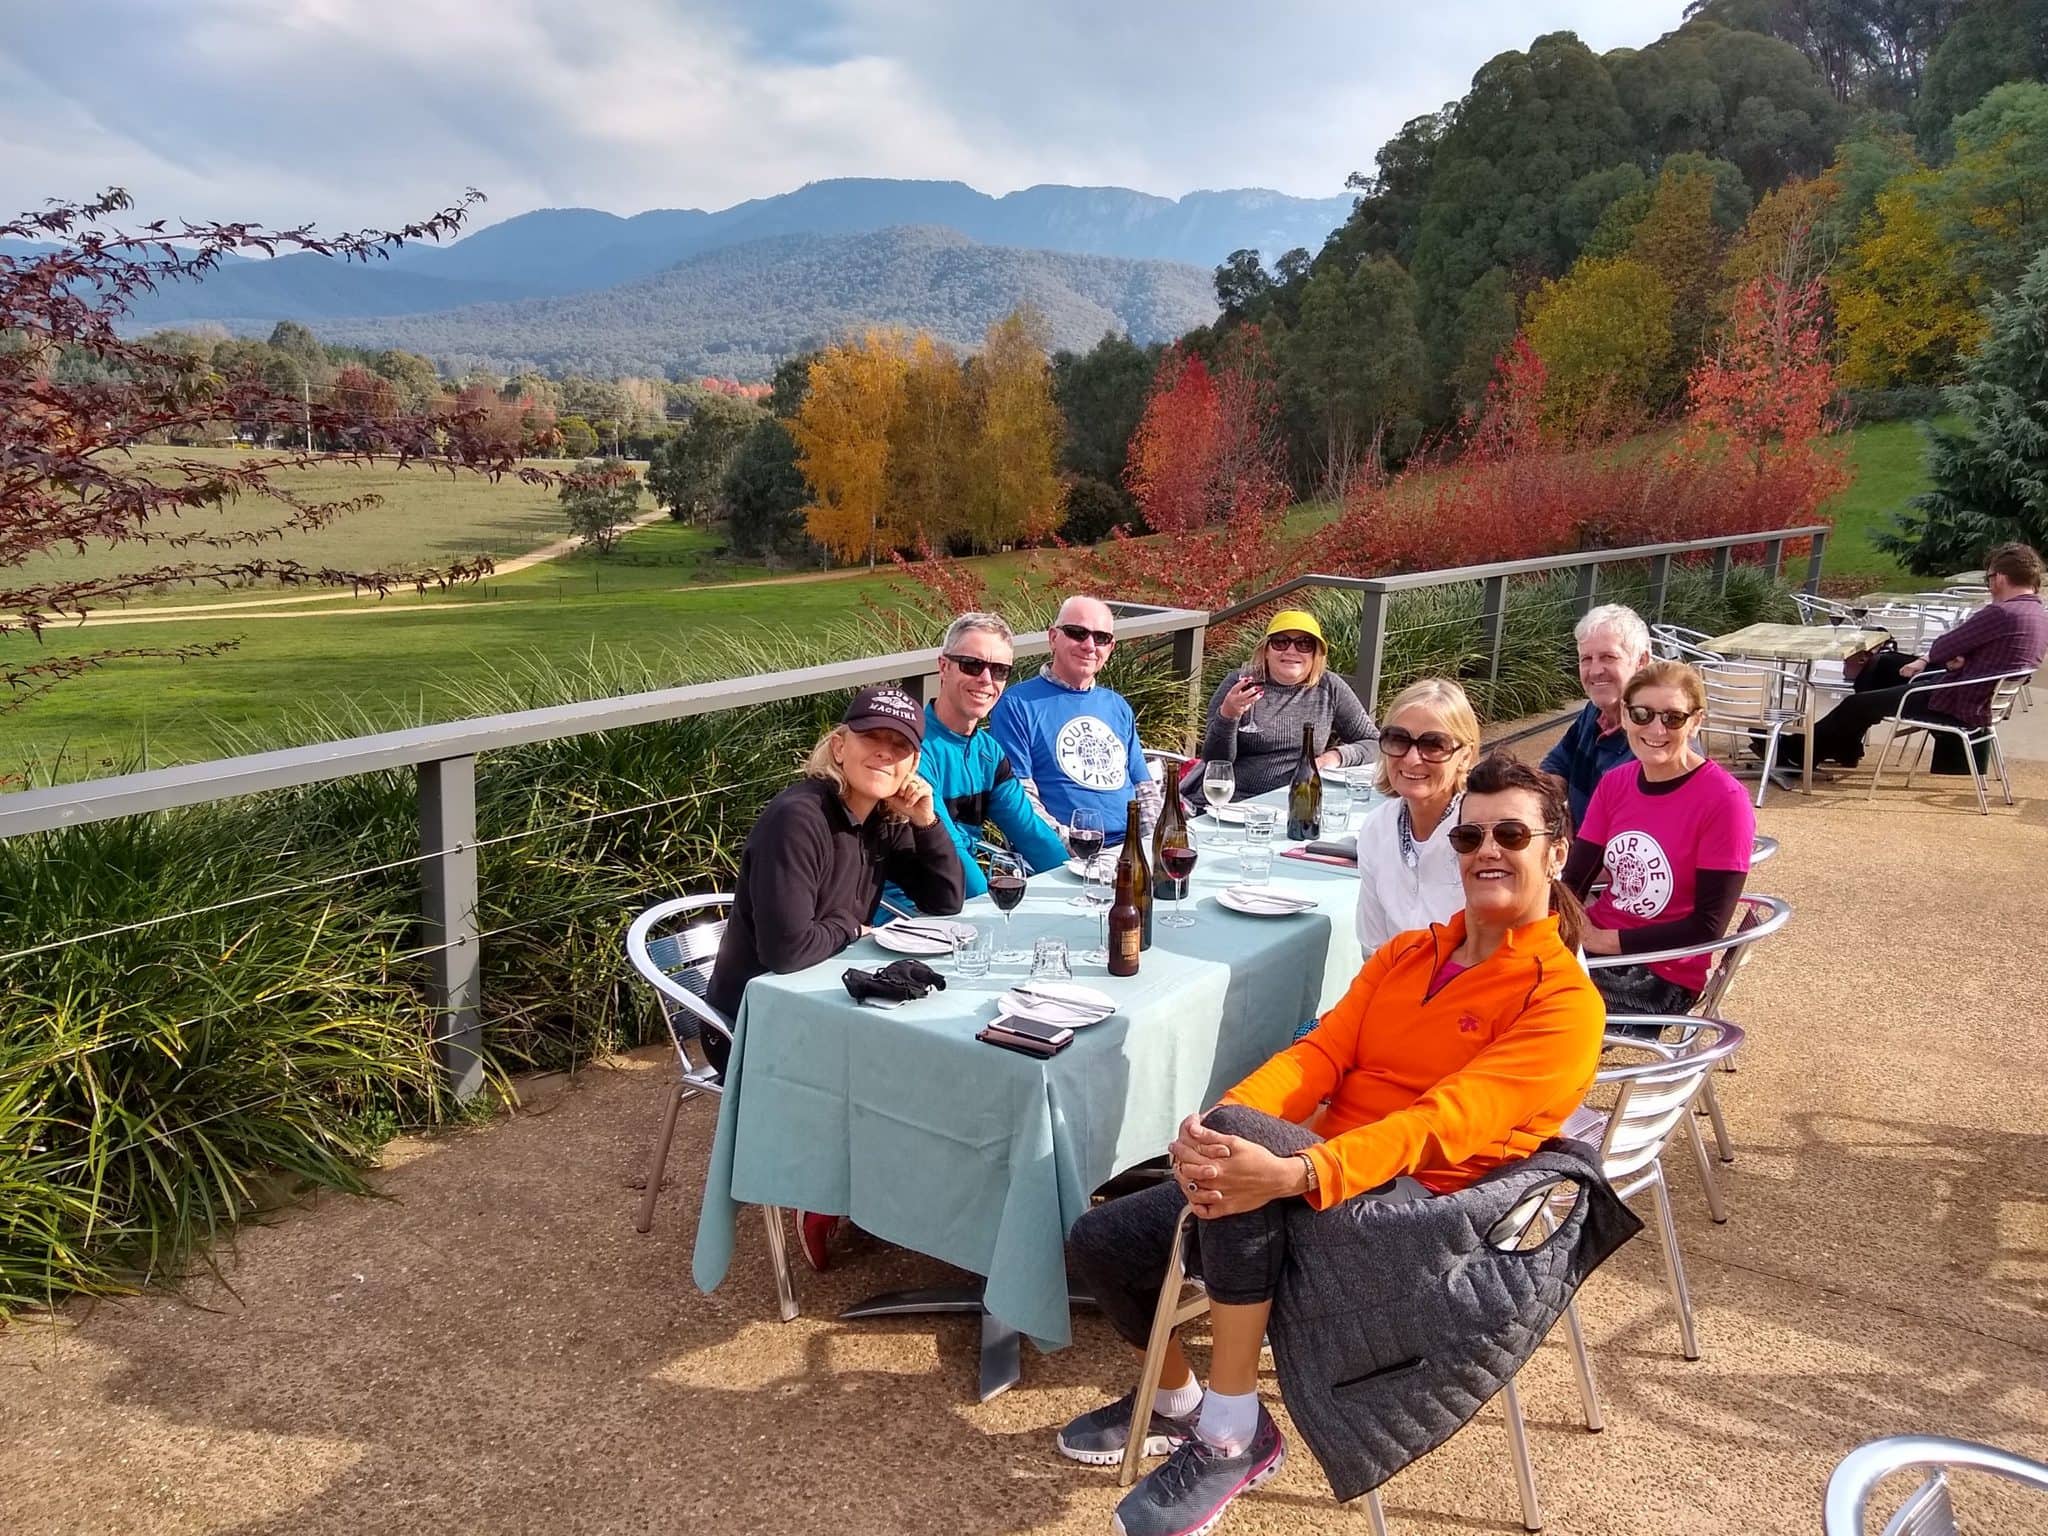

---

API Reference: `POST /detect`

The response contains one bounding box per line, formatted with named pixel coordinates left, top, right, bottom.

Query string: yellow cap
left=1263, top=609, right=1325, bottom=645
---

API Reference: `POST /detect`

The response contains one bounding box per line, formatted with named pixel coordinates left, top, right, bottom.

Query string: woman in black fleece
left=704, top=685, right=965, bottom=1075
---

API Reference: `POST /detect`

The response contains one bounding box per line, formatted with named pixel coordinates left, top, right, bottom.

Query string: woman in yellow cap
left=1198, top=609, right=1379, bottom=800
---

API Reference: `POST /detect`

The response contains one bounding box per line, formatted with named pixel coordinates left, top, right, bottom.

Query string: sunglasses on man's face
left=1447, top=819, right=1553, bottom=855
left=1056, top=623, right=1115, bottom=648
left=1625, top=704, right=1700, bottom=729
left=943, top=653, right=1013, bottom=682
left=1265, top=633, right=1319, bottom=654
left=1378, top=727, right=1461, bottom=762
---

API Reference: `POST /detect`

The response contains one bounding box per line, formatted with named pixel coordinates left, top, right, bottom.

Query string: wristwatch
left=1297, top=1153, right=1320, bottom=1199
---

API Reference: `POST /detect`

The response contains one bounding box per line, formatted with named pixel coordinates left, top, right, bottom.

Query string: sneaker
left=1055, top=1390, right=1198, bottom=1467
left=1112, top=1405, right=1285, bottom=1536
left=798, top=1211, right=837, bottom=1273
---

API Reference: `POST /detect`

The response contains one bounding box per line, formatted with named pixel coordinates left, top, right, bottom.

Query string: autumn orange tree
left=790, top=312, right=1066, bottom=565
left=2, top=189, right=545, bottom=707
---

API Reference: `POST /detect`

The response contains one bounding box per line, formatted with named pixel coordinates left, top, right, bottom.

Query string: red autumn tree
left=2, top=189, right=554, bottom=706
left=1123, top=346, right=1220, bottom=535
left=1684, top=271, right=1840, bottom=479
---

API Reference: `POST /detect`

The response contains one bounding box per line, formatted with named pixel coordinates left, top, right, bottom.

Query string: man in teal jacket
left=893, top=611, right=1069, bottom=910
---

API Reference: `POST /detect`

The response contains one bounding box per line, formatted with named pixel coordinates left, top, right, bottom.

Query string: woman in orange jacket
left=1059, top=754, right=1606, bottom=1536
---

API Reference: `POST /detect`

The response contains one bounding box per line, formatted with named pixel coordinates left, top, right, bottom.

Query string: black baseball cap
left=842, top=684, right=924, bottom=747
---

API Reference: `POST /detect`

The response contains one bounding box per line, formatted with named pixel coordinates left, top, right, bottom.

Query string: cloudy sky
left=2, top=1, right=1692, bottom=233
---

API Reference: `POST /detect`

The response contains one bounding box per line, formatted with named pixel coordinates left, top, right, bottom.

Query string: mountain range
left=290, top=225, right=1221, bottom=380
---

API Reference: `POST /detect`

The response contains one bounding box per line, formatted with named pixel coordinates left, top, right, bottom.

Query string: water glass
left=953, top=924, right=992, bottom=980
left=1030, top=936, right=1073, bottom=983
left=1240, top=844, right=1275, bottom=884
left=1323, top=773, right=1353, bottom=829
left=1243, top=803, right=1277, bottom=846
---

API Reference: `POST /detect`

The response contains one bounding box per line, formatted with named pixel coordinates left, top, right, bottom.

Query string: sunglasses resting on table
left=1055, top=623, right=1116, bottom=647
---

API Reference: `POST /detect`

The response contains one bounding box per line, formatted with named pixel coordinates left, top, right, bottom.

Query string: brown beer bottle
left=1118, top=798, right=1153, bottom=951
left=1108, top=826, right=1142, bottom=977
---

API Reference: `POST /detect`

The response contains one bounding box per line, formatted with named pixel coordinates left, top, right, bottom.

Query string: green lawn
left=1818, top=419, right=1940, bottom=584
left=14, top=446, right=633, bottom=604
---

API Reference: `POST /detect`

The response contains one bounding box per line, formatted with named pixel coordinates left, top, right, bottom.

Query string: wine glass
left=1201, top=761, right=1236, bottom=847
left=985, top=850, right=1028, bottom=963
left=1159, top=842, right=1198, bottom=927
left=1065, top=807, right=1106, bottom=910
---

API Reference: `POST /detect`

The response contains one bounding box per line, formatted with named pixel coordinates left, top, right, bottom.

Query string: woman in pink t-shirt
left=1562, top=659, right=1755, bottom=1015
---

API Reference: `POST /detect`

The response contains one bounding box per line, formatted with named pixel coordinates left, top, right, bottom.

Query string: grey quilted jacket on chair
left=1266, top=1139, right=1640, bottom=1502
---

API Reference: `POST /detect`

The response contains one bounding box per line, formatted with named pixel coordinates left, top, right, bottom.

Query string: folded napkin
left=842, top=958, right=949, bottom=1005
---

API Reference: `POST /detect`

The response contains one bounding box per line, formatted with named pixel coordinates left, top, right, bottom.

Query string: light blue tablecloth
left=691, top=826, right=1367, bottom=1349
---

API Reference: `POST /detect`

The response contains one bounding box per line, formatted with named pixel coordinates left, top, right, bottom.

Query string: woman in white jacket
left=1355, top=678, right=1480, bottom=952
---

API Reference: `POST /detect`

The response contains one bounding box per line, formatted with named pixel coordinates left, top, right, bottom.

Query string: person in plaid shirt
left=1783, top=542, right=2047, bottom=772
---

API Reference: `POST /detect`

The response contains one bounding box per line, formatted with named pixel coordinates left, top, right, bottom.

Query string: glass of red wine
left=986, top=850, right=1029, bottom=962
left=1066, top=808, right=1106, bottom=911
left=1159, top=843, right=1198, bottom=927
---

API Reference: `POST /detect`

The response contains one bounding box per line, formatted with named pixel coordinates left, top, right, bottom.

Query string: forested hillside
left=290, top=227, right=1218, bottom=379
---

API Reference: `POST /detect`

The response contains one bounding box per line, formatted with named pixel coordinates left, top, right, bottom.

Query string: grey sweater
left=1199, top=669, right=1378, bottom=798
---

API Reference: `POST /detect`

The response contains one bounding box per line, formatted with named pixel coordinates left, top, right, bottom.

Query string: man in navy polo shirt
left=1541, top=603, right=1651, bottom=827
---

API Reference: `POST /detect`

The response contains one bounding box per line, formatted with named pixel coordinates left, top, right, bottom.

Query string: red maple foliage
left=2, top=189, right=556, bottom=706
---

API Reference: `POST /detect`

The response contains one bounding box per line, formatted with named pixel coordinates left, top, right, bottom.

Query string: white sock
left=1155, top=1378, right=1204, bottom=1420
left=1194, top=1388, right=1260, bottom=1454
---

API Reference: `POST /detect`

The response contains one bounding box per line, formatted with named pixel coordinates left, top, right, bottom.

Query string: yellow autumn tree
left=789, top=329, right=910, bottom=566
left=1721, top=174, right=1840, bottom=296
left=887, top=333, right=975, bottom=551
left=1524, top=256, right=1675, bottom=435
left=966, top=309, right=1066, bottom=549
left=1830, top=177, right=1987, bottom=389
left=1628, top=166, right=1727, bottom=377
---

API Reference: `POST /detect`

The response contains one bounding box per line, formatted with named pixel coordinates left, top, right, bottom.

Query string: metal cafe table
left=691, top=826, right=1364, bottom=1400
left=1707, top=621, right=1888, bottom=793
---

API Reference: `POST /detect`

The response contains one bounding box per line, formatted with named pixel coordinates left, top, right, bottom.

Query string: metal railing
left=0, top=523, right=1823, bottom=1097
left=1203, top=525, right=1829, bottom=715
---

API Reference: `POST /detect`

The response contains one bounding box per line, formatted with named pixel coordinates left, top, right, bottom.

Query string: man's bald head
left=1048, top=594, right=1115, bottom=688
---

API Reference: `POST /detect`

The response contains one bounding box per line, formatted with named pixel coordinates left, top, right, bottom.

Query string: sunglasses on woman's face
left=1447, top=819, right=1553, bottom=855
left=1265, top=633, right=1319, bottom=654
left=1056, top=623, right=1115, bottom=648
left=1379, top=727, right=1460, bottom=762
left=943, top=653, right=1013, bottom=682
left=1625, top=704, right=1700, bottom=729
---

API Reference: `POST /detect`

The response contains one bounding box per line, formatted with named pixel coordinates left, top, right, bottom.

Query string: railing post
left=1712, top=545, right=1732, bottom=596
left=1353, top=588, right=1389, bottom=716
left=899, top=672, right=934, bottom=706
left=1803, top=531, right=1827, bottom=595
left=1171, top=619, right=1206, bottom=750
left=1764, top=537, right=1785, bottom=584
left=1648, top=553, right=1672, bottom=623
left=420, top=755, right=483, bottom=1102
left=1481, top=575, right=1507, bottom=692
left=1575, top=564, right=1599, bottom=617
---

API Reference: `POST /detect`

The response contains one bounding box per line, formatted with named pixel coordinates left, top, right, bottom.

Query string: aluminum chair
left=1649, top=623, right=1723, bottom=664
left=1792, top=592, right=1857, bottom=625
left=1585, top=897, right=1791, bottom=1201
left=1113, top=1185, right=1605, bottom=1533
left=1564, top=1018, right=1745, bottom=1365
left=624, top=894, right=798, bottom=1323
left=1694, top=660, right=1804, bottom=807
left=1824, top=1434, right=2048, bottom=1535
left=1866, top=668, right=2035, bottom=815
left=1750, top=832, right=1778, bottom=866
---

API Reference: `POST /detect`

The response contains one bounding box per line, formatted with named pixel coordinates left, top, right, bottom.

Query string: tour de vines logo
left=1602, top=830, right=1674, bottom=918
left=1054, top=717, right=1128, bottom=791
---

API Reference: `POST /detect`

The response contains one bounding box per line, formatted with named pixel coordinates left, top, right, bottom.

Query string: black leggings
left=1067, top=1104, right=1425, bottom=1348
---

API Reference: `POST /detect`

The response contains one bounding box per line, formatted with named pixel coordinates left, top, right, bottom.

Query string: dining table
left=1706, top=621, right=1889, bottom=793
left=691, top=789, right=1373, bottom=1400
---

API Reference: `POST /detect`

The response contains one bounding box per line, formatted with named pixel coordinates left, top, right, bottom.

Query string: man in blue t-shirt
left=907, top=611, right=1071, bottom=901
left=1541, top=603, right=1651, bottom=827
left=988, top=594, right=1159, bottom=845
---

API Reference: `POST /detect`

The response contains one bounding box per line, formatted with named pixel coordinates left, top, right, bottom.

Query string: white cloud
left=0, top=0, right=1693, bottom=231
